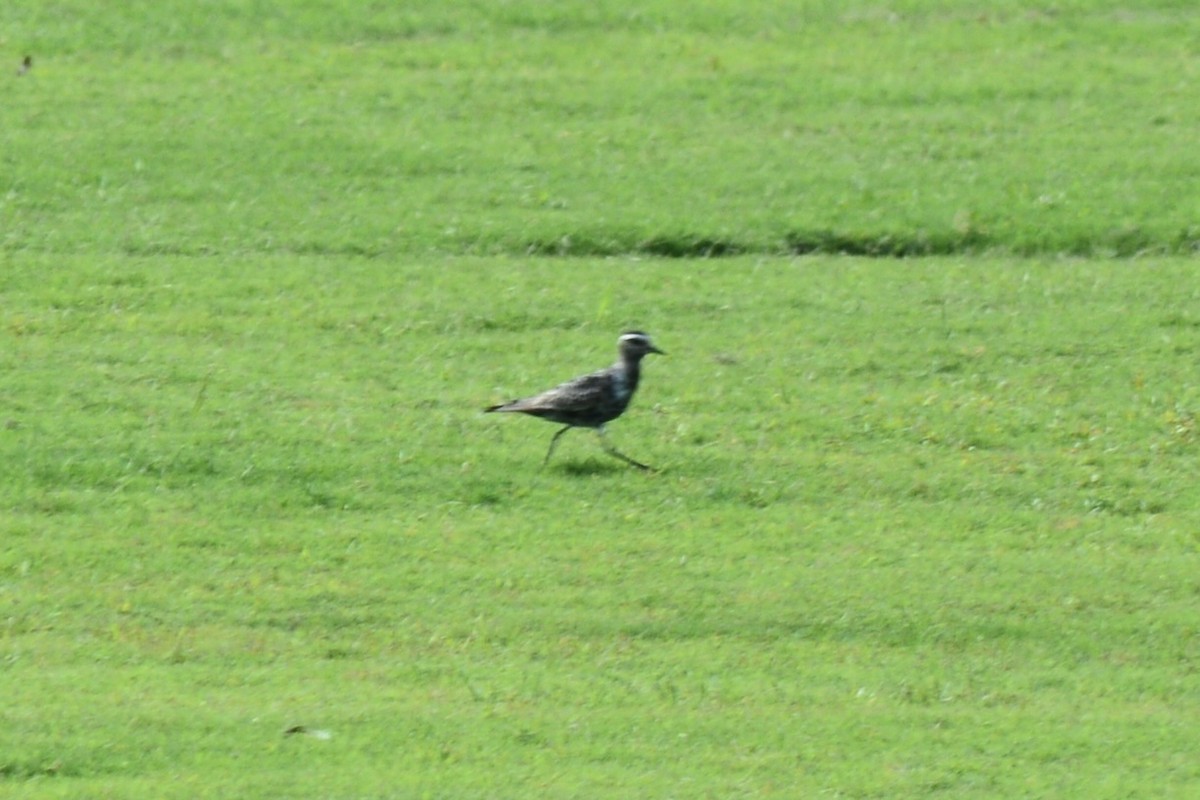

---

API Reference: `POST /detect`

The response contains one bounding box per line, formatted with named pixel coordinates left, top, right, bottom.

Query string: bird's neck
left=617, top=356, right=642, bottom=392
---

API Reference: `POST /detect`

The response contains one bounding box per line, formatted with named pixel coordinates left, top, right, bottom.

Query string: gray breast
left=611, top=371, right=631, bottom=405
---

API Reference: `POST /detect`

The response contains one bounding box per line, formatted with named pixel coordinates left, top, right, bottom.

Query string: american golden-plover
left=485, top=331, right=665, bottom=470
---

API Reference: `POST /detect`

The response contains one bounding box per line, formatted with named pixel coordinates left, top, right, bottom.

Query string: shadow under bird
left=485, top=331, right=665, bottom=471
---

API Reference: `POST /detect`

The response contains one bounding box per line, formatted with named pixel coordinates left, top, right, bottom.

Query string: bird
left=485, top=330, right=665, bottom=470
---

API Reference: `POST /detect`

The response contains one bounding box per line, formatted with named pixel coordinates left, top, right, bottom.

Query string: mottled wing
left=498, top=370, right=610, bottom=416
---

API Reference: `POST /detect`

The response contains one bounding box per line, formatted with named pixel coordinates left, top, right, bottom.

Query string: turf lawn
left=2, top=2, right=1199, bottom=797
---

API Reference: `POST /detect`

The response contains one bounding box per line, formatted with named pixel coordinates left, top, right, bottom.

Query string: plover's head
left=618, top=330, right=665, bottom=359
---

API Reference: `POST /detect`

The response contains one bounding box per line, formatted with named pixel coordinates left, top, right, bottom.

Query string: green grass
left=4, top=0, right=1200, bottom=257
left=4, top=256, right=1200, bottom=797
left=3, top=1, right=1200, bottom=797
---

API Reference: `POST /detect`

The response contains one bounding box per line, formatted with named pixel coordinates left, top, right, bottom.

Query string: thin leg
left=543, top=425, right=573, bottom=466
left=597, top=427, right=654, bottom=472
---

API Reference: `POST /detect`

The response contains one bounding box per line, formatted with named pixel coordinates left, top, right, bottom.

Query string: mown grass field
left=3, top=2, right=1200, bottom=798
